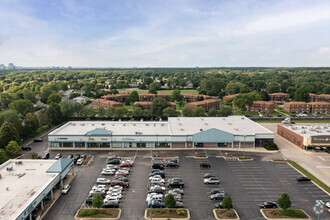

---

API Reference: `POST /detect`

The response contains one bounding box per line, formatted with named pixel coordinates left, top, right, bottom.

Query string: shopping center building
left=0, top=158, right=74, bottom=220
left=48, top=116, right=274, bottom=149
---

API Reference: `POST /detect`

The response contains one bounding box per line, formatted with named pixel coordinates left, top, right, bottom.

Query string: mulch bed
left=216, top=209, right=237, bottom=219
left=147, top=208, right=187, bottom=218
left=262, top=209, right=308, bottom=219
left=78, top=208, right=119, bottom=218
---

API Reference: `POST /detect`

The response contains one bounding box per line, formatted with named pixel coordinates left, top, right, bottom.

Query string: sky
left=1, top=0, right=330, bottom=67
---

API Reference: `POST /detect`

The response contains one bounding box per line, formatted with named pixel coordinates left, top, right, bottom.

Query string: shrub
left=79, top=209, right=98, bottom=217
left=92, top=194, right=103, bottom=208
left=176, top=208, right=186, bottom=215
left=277, top=193, right=291, bottom=209
left=165, top=193, right=176, bottom=208
left=270, top=210, right=278, bottom=215
left=218, top=209, right=226, bottom=214
left=265, top=143, right=278, bottom=150
left=281, top=209, right=308, bottom=218
left=222, top=196, right=233, bottom=209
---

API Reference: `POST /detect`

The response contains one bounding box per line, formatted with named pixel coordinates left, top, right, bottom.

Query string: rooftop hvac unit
left=179, top=123, right=182, bottom=125
left=91, top=124, right=94, bottom=126
left=146, top=124, right=149, bottom=126
left=180, top=128, right=184, bottom=131
left=301, top=130, right=306, bottom=134
left=102, top=123, right=105, bottom=126
left=123, top=124, right=126, bottom=126
left=205, top=123, right=208, bottom=125
left=133, top=124, right=136, bottom=126
left=200, top=129, right=203, bottom=131
left=161, top=124, right=165, bottom=126
left=81, top=123, right=85, bottom=126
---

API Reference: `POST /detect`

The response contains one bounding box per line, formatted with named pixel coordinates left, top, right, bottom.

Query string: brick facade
left=269, top=93, right=290, bottom=102
left=284, top=101, right=329, bottom=113
left=187, top=99, right=220, bottom=111
left=309, top=93, right=330, bottom=103
left=101, top=94, right=129, bottom=102
left=222, top=94, right=240, bottom=104
left=277, top=124, right=304, bottom=149
left=247, top=101, right=275, bottom=113
left=140, top=93, right=156, bottom=101
left=92, top=99, right=123, bottom=109
left=183, top=94, right=211, bottom=102
left=133, top=101, right=176, bottom=110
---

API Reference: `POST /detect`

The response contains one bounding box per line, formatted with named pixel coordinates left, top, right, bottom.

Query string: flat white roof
left=0, top=159, right=58, bottom=220
left=50, top=121, right=170, bottom=136
left=49, top=116, right=273, bottom=136
left=281, top=124, right=330, bottom=138
left=168, top=116, right=273, bottom=135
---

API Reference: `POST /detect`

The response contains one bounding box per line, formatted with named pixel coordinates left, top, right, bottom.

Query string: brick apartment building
left=140, top=93, right=156, bottom=101
left=284, top=102, right=311, bottom=113
left=309, top=93, right=330, bottom=103
left=101, top=94, right=129, bottom=103
left=133, top=101, right=176, bottom=110
left=183, top=94, right=211, bottom=102
left=187, top=99, right=220, bottom=111
left=284, top=101, right=329, bottom=113
left=247, top=101, right=275, bottom=113
left=92, top=99, right=123, bottom=109
left=222, top=94, right=240, bottom=104
left=157, top=93, right=172, bottom=101
left=269, top=93, right=290, bottom=102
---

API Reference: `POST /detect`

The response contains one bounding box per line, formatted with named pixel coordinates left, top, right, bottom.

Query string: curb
left=193, top=156, right=208, bottom=159
left=213, top=209, right=240, bottom=220
left=144, top=208, right=190, bottom=220
left=260, top=209, right=311, bottom=220
left=74, top=208, right=122, bottom=220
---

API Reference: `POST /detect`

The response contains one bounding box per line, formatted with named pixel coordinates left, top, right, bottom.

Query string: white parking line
left=318, top=156, right=326, bottom=161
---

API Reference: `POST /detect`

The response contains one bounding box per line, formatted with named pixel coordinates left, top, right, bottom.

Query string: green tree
left=207, top=108, right=219, bottom=117
left=182, top=106, right=193, bottom=117
left=222, top=196, right=233, bottom=209
left=196, top=96, right=204, bottom=101
left=164, top=193, right=176, bottom=208
left=23, top=113, right=40, bottom=136
left=234, top=94, right=254, bottom=111
left=5, top=141, right=20, bottom=153
left=132, top=107, right=143, bottom=119
left=47, top=93, right=62, bottom=104
left=22, top=89, right=37, bottom=103
left=0, top=93, right=15, bottom=108
left=46, top=103, right=63, bottom=124
left=266, top=82, right=281, bottom=93
left=0, top=122, right=19, bottom=149
left=277, top=193, right=291, bottom=210
left=9, top=99, right=34, bottom=116
left=163, top=107, right=178, bottom=117
left=0, top=110, right=22, bottom=135
left=225, top=82, right=249, bottom=94
left=60, top=102, right=84, bottom=118
left=294, top=87, right=309, bottom=102
left=151, top=97, right=169, bottom=117
left=149, top=82, right=161, bottom=94
left=218, top=106, right=232, bottom=117
left=129, top=91, right=140, bottom=103
left=143, top=109, right=152, bottom=119
left=105, top=106, right=116, bottom=117
left=40, top=86, right=54, bottom=103
left=124, top=98, right=130, bottom=106
left=92, top=194, right=104, bottom=208
left=171, top=89, right=183, bottom=102
left=193, top=107, right=206, bottom=117
left=114, top=107, right=128, bottom=118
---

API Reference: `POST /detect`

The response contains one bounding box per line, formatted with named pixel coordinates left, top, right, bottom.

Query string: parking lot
left=43, top=150, right=330, bottom=220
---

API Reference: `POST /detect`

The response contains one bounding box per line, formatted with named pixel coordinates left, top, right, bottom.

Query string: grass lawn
left=233, top=110, right=259, bottom=116
left=262, top=208, right=308, bottom=218
left=118, top=88, right=198, bottom=95
left=287, top=160, right=330, bottom=193
left=215, top=209, right=238, bottom=219
left=123, top=105, right=133, bottom=111
left=77, top=208, right=120, bottom=218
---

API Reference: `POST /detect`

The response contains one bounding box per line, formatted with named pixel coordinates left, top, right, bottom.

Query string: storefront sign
left=311, top=135, right=330, bottom=144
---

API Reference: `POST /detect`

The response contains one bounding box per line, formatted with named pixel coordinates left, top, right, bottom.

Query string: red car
left=114, top=173, right=128, bottom=178
left=120, top=162, right=133, bottom=167
left=110, top=180, right=129, bottom=188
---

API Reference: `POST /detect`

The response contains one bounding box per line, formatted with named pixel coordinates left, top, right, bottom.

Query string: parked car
left=204, top=177, right=220, bottom=184
left=260, top=201, right=277, bottom=209
left=33, top=138, right=43, bottom=142
left=62, top=185, right=71, bottom=194
left=21, top=145, right=31, bottom=151
left=148, top=200, right=165, bottom=208
left=42, top=152, right=50, bottom=159
left=296, top=176, right=311, bottom=182
left=174, top=201, right=184, bottom=208
left=103, top=200, right=119, bottom=208
left=74, top=154, right=80, bottom=164
left=109, top=185, right=123, bottom=192
left=110, top=180, right=129, bottom=188
left=120, top=162, right=133, bottom=167
left=211, top=189, right=223, bottom=195
left=149, top=171, right=165, bottom=178
left=168, top=189, right=184, bottom=195
left=97, top=178, right=111, bottom=185
left=55, top=153, right=62, bottom=160
left=108, top=159, right=120, bottom=165
left=215, top=202, right=232, bottom=209
left=211, top=192, right=225, bottom=200
left=167, top=159, right=178, bottom=164
left=146, top=194, right=164, bottom=203
left=85, top=196, right=94, bottom=205
left=166, top=162, right=179, bottom=167
left=67, top=154, right=74, bottom=159
left=113, top=176, right=128, bottom=182
left=102, top=169, right=116, bottom=175
left=200, top=162, right=211, bottom=168
left=92, top=185, right=107, bottom=191
left=152, top=163, right=165, bottom=170
left=167, top=179, right=184, bottom=188
left=204, top=173, right=217, bottom=179
left=76, top=158, right=84, bottom=165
